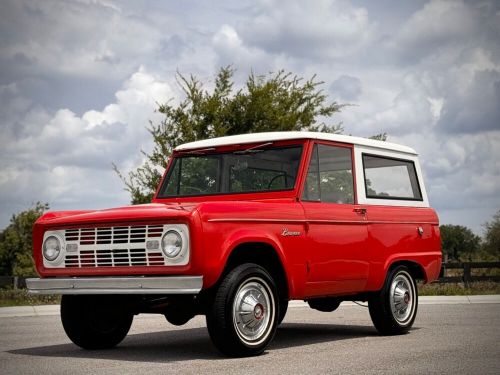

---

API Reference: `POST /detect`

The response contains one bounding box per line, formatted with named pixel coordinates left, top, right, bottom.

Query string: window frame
left=361, top=152, right=424, bottom=202
left=300, top=140, right=356, bottom=205
left=157, top=144, right=304, bottom=198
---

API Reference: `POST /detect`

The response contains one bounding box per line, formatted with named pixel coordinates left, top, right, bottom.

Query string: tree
left=369, top=133, right=388, bottom=141
left=115, top=66, right=347, bottom=204
left=0, top=202, right=48, bottom=277
left=440, top=224, right=481, bottom=262
left=483, top=210, right=500, bottom=259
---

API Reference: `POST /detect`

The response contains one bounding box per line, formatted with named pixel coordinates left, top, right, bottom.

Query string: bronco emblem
left=281, top=228, right=301, bottom=237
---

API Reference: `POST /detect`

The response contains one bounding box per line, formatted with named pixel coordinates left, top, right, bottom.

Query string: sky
left=0, top=0, right=499, bottom=235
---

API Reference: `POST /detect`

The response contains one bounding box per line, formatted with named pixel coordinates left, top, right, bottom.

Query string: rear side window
left=362, top=154, right=422, bottom=201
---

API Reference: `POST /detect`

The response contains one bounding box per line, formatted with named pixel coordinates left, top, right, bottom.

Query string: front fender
left=202, top=227, right=296, bottom=296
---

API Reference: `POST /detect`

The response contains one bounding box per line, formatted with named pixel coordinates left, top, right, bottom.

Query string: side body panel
left=298, top=140, right=369, bottom=297
left=364, top=206, right=441, bottom=291
left=352, top=145, right=441, bottom=289
left=301, top=201, right=369, bottom=297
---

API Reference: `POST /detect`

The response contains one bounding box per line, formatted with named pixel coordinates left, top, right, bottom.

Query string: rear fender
left=370, top=252, right=442, bottom=290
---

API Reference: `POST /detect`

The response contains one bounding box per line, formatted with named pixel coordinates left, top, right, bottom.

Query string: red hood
left=36, top=203, right=198, bottom=227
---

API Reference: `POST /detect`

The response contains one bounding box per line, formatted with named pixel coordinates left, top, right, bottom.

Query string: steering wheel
left=267, top=174, right=286, bottom=190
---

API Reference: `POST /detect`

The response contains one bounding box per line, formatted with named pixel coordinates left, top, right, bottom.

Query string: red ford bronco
left=28, top=131, right=441, bottom=356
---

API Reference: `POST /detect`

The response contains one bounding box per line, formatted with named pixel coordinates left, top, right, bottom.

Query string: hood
left=36, top=203, right=198, bottom=227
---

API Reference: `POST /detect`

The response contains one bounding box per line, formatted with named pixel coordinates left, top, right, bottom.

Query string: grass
left=418, top=281, right=500, bottom=296
left=0, top=282, right=499, bottom=308
left=0, top=288, right=60, bottom=308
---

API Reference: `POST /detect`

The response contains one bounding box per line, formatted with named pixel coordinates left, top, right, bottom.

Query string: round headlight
left=43, top=235, right=61, bottom=261
left=161, top=230, right=183, bottom=258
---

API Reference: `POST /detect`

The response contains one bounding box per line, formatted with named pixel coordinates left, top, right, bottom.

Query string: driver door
left=301, top=142, right=369, bottom=297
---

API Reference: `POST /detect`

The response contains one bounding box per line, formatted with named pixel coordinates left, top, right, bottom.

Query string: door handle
left=353, top=208, right=367, bottom=215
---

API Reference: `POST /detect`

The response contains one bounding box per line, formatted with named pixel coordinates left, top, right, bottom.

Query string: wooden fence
left=0, top=276, right=27, bottom=289
left=438, top=261, right=500, bottom=285
left=1, top=262, right=499, bottom=289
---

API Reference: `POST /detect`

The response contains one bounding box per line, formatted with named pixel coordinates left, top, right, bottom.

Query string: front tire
left=61, top=295, right=133, bottom=349
left=369, top=266, right=418, bottom=335
left=206, top=263, right=279, bottom=357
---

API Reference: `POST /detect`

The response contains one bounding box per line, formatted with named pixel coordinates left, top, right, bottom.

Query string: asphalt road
left=1, top=300, right=499, bottom=374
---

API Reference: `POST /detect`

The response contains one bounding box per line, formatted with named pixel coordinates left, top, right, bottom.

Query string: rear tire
left=61, top=295, right=133, bottom=349
left=206, top=263, right=279, bottom=357
left=369, top=266, right=418, bottom=335
left=278, top=299, right=289, bottom=325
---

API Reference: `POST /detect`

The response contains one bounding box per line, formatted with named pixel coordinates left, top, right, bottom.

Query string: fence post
left=13, top=276, right=18, bottom=290
left=463, top=263, right=472, bottom=287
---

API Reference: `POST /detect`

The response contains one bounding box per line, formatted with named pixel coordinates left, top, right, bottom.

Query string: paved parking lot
left=1, top=297, right=499, bottom=374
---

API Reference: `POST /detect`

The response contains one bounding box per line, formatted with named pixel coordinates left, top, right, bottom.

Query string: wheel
left=61, top=295, right=133, bottom=349
left=278, top=299, right=288, bottom=325
left=307, top=297, right=341, bottom=312
left=369, top=265, right=418, bottom=335
left=206, top=263, right=279, bottom=357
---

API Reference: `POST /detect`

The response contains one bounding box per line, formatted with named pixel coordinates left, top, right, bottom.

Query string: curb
left=0, top=304, right=60, bottom=318
left=1, top=295, right=499, bottom=318
left=290, top=295, right=500, bottom=308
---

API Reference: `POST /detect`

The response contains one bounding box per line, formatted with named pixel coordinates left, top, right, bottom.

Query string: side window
left=302, top=144, right=354, bottom=204
left=362, top=154, right=422, bottom=200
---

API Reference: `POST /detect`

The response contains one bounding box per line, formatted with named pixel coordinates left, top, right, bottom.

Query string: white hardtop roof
left=175, top=131, right=417, bottom=155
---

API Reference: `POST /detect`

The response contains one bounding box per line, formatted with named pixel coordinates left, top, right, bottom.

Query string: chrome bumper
left=26, top=276, right=203, bottom=295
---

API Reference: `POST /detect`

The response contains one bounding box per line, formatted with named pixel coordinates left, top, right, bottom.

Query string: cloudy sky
left=0, top=0, right=499, bottom=235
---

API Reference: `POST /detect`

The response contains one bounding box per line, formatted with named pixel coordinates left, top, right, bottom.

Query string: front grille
left=65, top=225, right=163, bottom=245
left=63, top=225, right=167, bottom=268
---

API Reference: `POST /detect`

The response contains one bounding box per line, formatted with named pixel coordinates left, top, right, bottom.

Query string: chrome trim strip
left=26, top=276, right=203, bottom=295
left=207, top=218, right=438, bottom=225
left=207, top=218, right=307, bottom=223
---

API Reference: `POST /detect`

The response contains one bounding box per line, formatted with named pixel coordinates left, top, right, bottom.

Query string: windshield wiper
left=233, top=142, right=273, bottom=154
left=180, top=147, right=216, bottom=155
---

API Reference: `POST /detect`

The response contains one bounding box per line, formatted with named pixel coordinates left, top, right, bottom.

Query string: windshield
left=157, top=145, right=303, bottom=197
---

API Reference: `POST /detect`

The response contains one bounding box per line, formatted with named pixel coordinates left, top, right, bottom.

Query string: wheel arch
left=222, top=241, right=291, bottom=301
left=387, top=260, right=426, bottom=282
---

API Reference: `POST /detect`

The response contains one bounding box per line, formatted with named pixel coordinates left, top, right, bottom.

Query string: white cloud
left=0, top=0, right=176, bottom=79
left=0, top=66, right=175, bottom=224
left=236, top=0, right=375, bottom=60
left=396, top=0, right=478, bottom=47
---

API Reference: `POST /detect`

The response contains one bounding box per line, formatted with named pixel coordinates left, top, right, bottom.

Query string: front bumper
left=26, top=276, right=203, bottom=295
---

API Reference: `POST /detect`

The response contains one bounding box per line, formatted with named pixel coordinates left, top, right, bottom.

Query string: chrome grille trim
left=63, top=248, right=165, bottom=268
left=64, top=225, right=163, bottom=245
left=63, top=225, right=166, bottom=268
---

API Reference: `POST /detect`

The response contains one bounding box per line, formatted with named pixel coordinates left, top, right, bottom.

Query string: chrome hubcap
left=389, top=272, right=415, bottom=324
left=233, top=277, right=275, bottom=346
